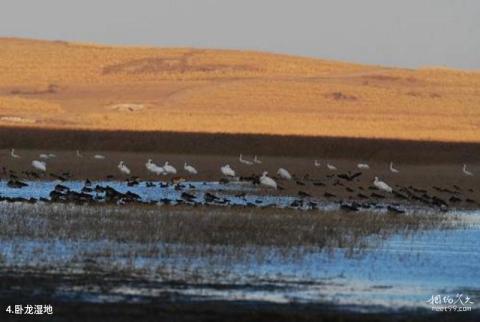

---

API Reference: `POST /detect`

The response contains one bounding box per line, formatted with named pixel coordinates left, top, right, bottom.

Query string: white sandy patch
left=106, top=103, right=145, bottom=112
left=0, top=116, right=36, bottom=124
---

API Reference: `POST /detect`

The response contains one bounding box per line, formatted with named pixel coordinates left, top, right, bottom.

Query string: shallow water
left=0, top=180, right=299, bottom=206
left=1, top=180, right=479, bottom=312
left=0, top=180, right=444, bottom=213
left=1, top=212, right=479, bottom=311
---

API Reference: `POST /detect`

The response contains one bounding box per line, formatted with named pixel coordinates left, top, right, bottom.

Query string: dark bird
left=7, top=179, right=28, bottom=188
left=341, top=203, right=359, bottom=212
left=449, top=196, right=462, bottom=203
left=50, top=173, right=66, bottom=181
left=298, top=190, right=311, bottom=198
left=387, top=205, right=405, bottom=214
left=54, top=184, right=69, bottom=193
left=181, top=192, right=197, bottom=202
left=324, top=191, right=336, bottom=198
left=393, top=191, right=409, bottom=200
left=371, top=192, right=385, bottom=199
left=337, top=172, right=362, bottom=182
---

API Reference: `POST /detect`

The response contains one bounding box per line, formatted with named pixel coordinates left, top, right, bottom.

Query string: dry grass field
left=0, top=37, right=479, bottom=142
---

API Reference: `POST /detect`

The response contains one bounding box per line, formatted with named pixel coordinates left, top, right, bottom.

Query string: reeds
left=0, top=202, right=455, bottom=249
left=0, top=202, right=463, bottom=286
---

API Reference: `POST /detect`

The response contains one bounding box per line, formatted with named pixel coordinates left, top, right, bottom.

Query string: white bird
left=374, top=176, right=393, bottom=193
left=390, top=162, right=400, bottom=173
left=39, top=153, right=56, bottom=159
left=94, top=154, right=105, bottom=160
left=277, top=168, right=292, bottom=180
left=32, top=160, right=46, bottom=172
left=260, top=171, right=277, bottom=189
left=118, top=161, right=131, bottom=175
left=163, top=161, right=177, bottom=175
left=253, top=155, right=262, bottom=164
left=10, top=149, right=20, bottom=159
left=357, top=163, right=370, bottom=169
left=184, top=162, right=198, bottom=175
left=327, top=163, right=337, bottom=171
left=76, top=150, right=83, bottom=158
left=221, top=164, right=236, bottom=177
left=463, top=164, right=474, bottom=176
left=239, top=154, right=253, bottom=165
left=314, top=160, right=321, bottom=167
left=146, top=159, right=165, bottom=175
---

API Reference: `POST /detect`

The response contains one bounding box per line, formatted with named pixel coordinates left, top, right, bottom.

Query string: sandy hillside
left=0, top=37, right=479, bottom=142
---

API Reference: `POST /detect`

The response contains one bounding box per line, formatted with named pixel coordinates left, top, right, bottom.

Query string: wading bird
left=357, top=163, right=370, bottom=169
left=118, top=161, right=131, bottom=175
left=76, top=150, right=83, bottom=158
left=239, top=154, right=253, bottom=165
left=314, top=160, right=321, bottom=167
left=163, top=161, right=177, bottom=174
left=39, top=154, right=49, bottom=159
left=277, top=168, right=292, bottom=180
left=327, top=163, right=337, bottom=171
left=184, top=162, right=198, bottom=175
left=32, top=160, right=46, bottom=172
left=390, top=162, right=400, bottom=173
left=221, top=164, right=236, bottom=177
left=10, top=149, right=20, bottom=159
left=253, top=155, right=262, bottom=164
left=260, top=171, right=277, bottom=189
left=463, top=164, right=474, bottom=176
left=94, top=154, right=105, bottom=160
left=374, top=176, right=393, bottom=193
left=146, top=159, right=164, bottom=175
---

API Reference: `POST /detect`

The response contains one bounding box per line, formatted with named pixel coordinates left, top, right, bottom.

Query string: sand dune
left=0, top=37, right=479, bottom=142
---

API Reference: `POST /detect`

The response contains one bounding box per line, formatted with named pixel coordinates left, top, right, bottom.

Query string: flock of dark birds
left=1, top=157, right=478, bottom=214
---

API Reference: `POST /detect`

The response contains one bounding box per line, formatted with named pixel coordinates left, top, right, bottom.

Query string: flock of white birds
left=7, top=149, right=476, bottom=193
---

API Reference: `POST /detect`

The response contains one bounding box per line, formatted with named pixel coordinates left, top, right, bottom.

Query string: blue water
left=0, top=180, right=434, bottom=212
left=0, top=180, right=304, bottom=208
left=1, top=217, right=479, bottom=310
